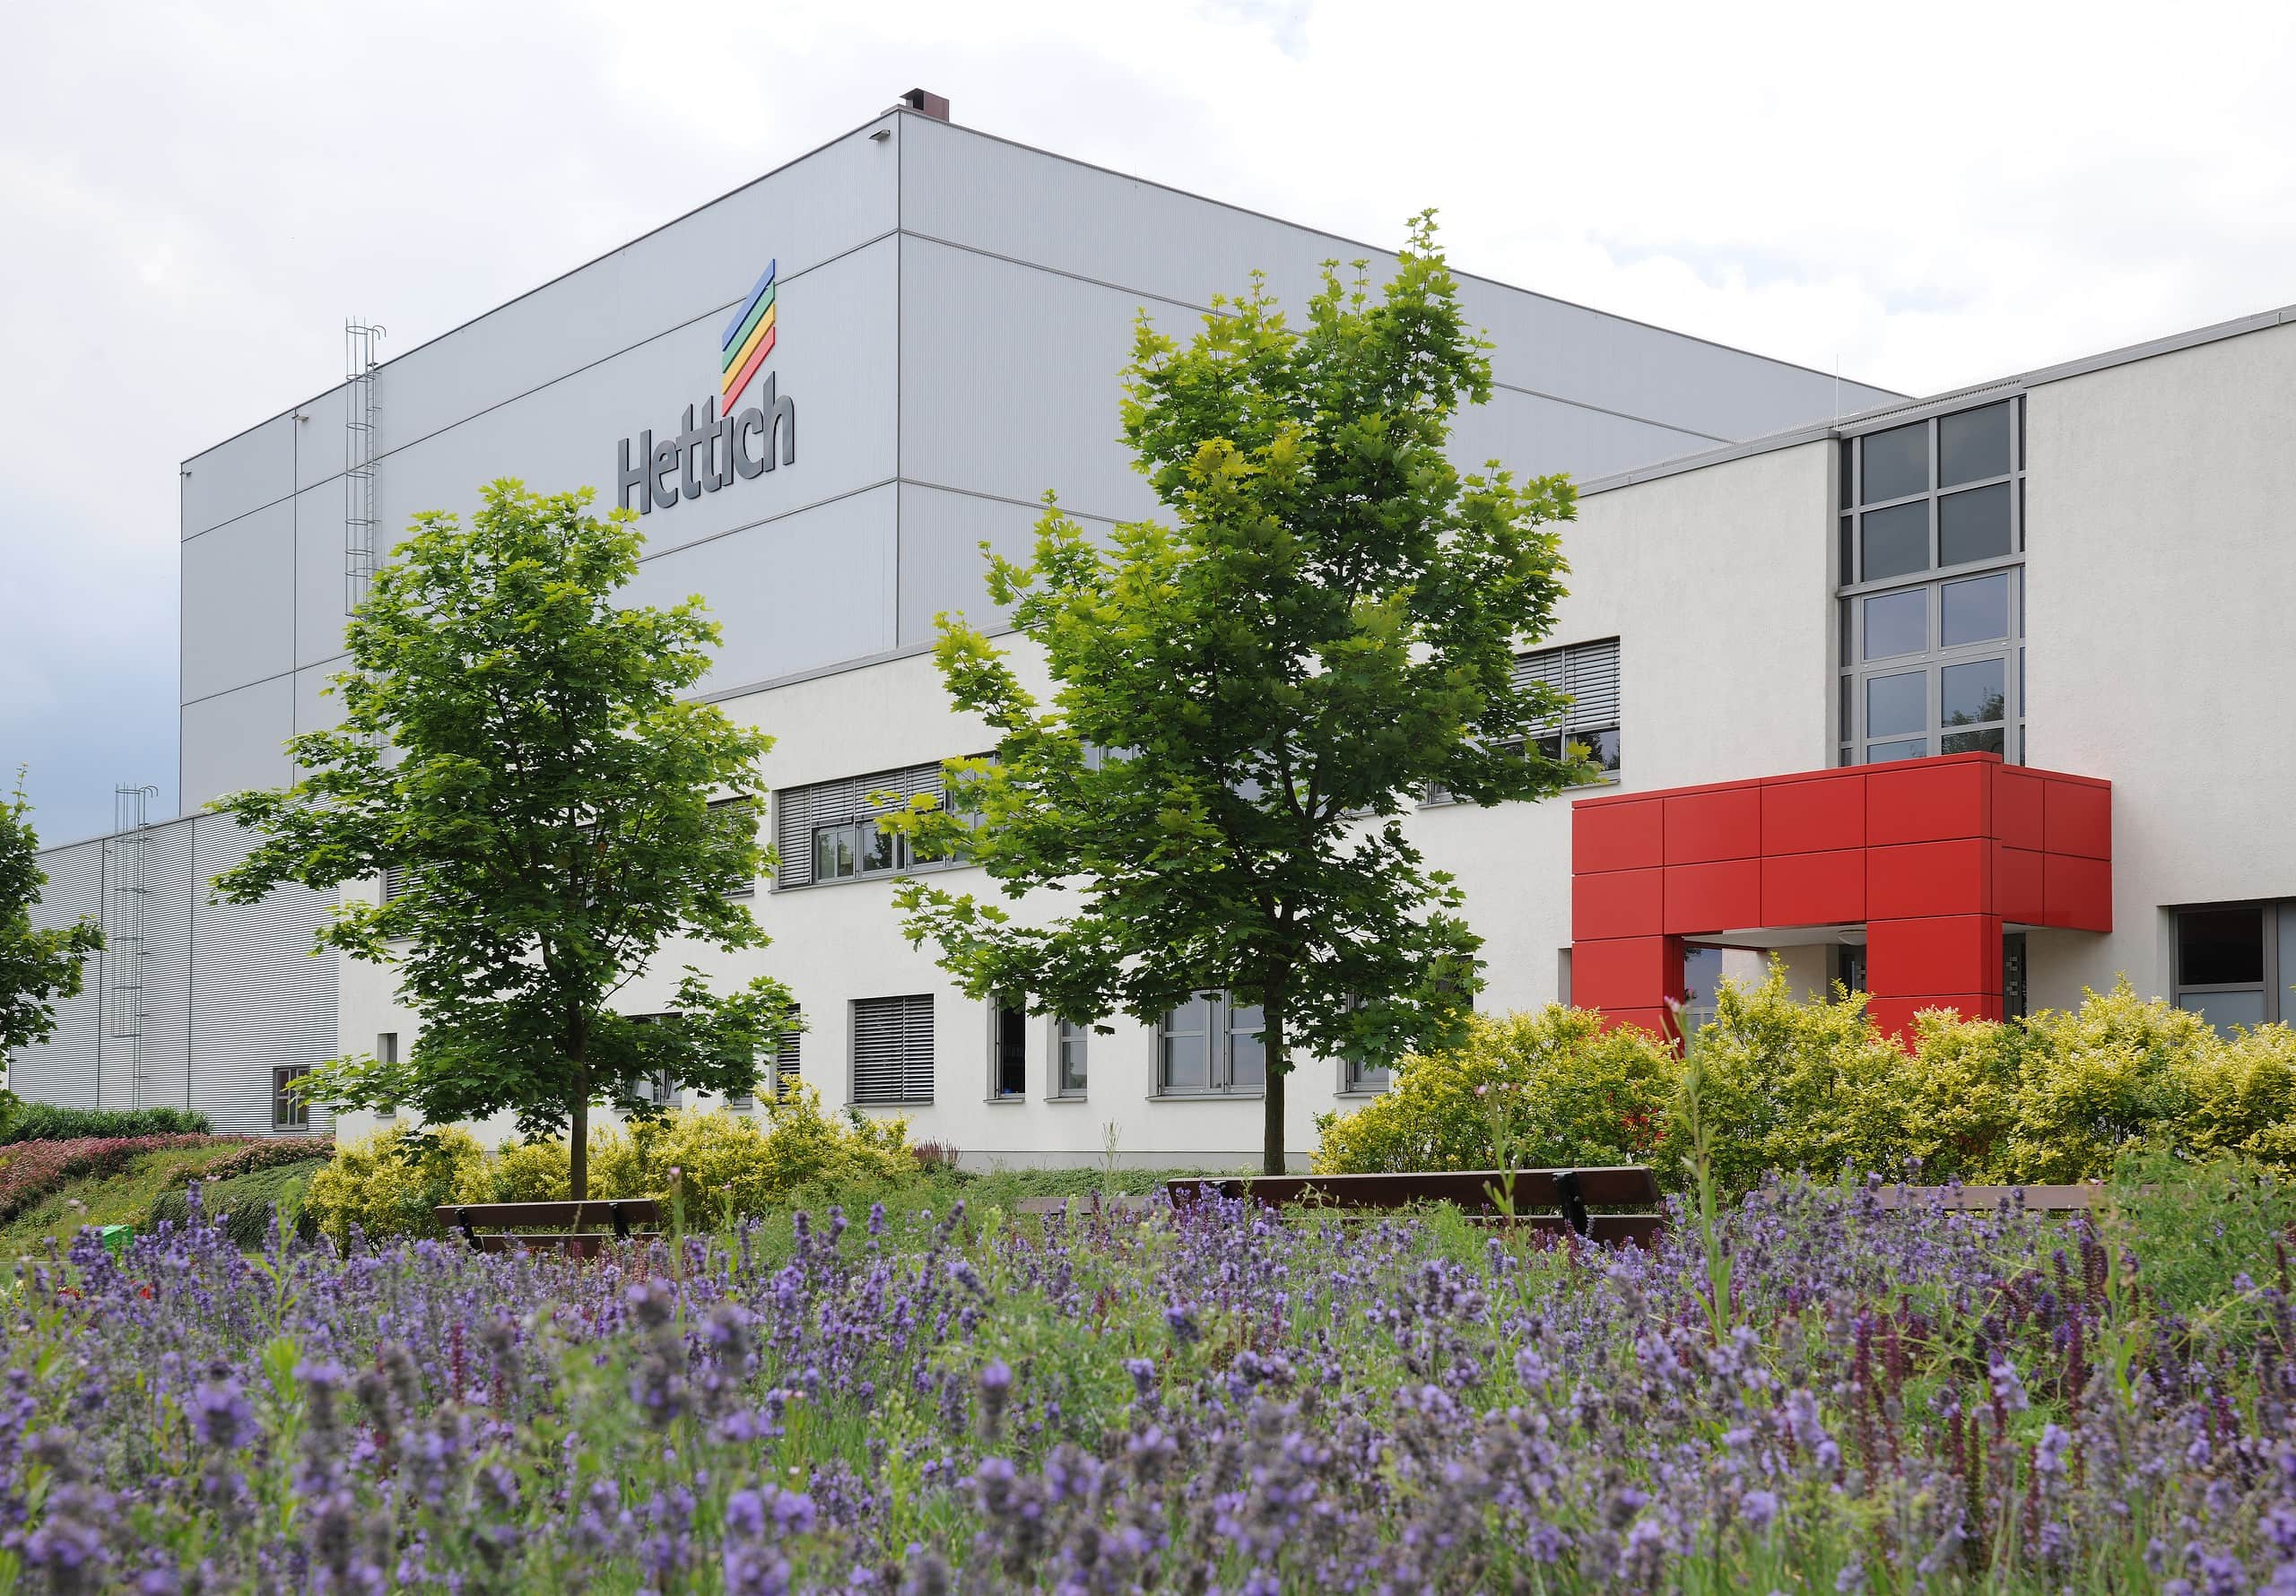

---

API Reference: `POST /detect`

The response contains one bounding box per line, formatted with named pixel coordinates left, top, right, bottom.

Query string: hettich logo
left=616, top=258, right=797, bottom=515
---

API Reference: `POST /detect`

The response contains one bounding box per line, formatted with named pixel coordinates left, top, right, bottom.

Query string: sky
left=6, top=0, right=2296, bottom=845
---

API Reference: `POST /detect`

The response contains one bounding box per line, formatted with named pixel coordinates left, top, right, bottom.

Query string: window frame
left=1837, top=396, right=2026, bottom=767
left=774, top=759, right=981, bottom=891
left=850, top=993, right=935, bottom=1107
left=2172, top=901, right=2285, bottom=1030
left=987, top=995, right=1028, bottom=1101
left=272, top=1066, right=310, bottom=1132
left=1155, top=990, right=1265, bottom=1097
left=1051, top=1017, right=1091, bottom=1099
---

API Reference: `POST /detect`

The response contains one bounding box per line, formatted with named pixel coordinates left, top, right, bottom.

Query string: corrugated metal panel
left=850, top=994, right=932, bottom=1105
left=189, top=814, right=338, bottom=1136
left=773, top=762, right=944, bottom=888
left=130, top=819, right=196, bottom=1115
left=7, top=836, right=106, bottom=1108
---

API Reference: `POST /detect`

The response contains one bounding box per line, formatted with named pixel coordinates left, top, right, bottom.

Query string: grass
left=0, top=1144, right=234, bottom=1254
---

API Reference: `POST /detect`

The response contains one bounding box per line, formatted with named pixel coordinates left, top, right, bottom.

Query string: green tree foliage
left=0, top=771, right=104, bottom=1090
left=888, top=216, right=1579, bottom=1173
left=211, top=481, right=793, bottom=1197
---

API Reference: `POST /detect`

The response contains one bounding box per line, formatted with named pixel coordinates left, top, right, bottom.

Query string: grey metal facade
left=12, top=814, right=335, bottom=1136
left=175, top=104, right=1898, bottom=813
left=13, top=98, right=1905, bottom=1130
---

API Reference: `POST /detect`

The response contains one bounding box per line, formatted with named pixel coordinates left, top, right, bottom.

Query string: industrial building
left=14, top=91, right=2289, bottom=1166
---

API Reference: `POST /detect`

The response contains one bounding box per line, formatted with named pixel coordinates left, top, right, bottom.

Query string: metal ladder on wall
left=102, top=785, right=157, bottom=1109
left=344, top=320, right=385, bottom=612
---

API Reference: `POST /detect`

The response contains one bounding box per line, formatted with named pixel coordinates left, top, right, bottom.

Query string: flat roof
left=1581, top=299, right=2296, bottom=496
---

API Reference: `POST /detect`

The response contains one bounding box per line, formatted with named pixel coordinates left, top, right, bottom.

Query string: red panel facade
left=1572, top=752, right=2110, bottom=1046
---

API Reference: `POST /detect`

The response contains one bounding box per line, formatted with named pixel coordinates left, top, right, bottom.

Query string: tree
left=888, top=215, right=1582, bottom=1175
left=0, top=769, right=105, bottom=1113
left=213, top=481, right=792, bottom=1198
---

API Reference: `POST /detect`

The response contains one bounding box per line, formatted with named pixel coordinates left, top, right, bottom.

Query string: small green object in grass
left=99, top=1224, right=133, bottom=1259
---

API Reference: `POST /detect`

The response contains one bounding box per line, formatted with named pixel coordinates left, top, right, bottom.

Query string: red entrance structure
left=1570, top=752, right=2111, bottom=1043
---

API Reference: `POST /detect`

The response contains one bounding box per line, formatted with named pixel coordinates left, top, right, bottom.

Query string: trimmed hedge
left=0, top=1104, right=212, bottom=1145
left=149, top=1162, right=322, bottom=1247
left=0, top=1135, right=249, bottom=1226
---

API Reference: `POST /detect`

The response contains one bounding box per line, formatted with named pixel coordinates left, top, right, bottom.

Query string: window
left=1342, top=1048, right=1390, bottom=1095
left=990, top=996, right=1027, bottom=1098
left=773, top=1013, right=803, bottom=1098
left=853, top=994, right=934, bottom=1105
left=375, top=1033, right=399, bottom=1119
left=2174, top=903, right=2296, bottom=1035
left=380, top=863, right=429, bottom=903
left=1055, top=1019, right=1090, bottom=1097
left=272, top=1067, right=310, bottom=1131
left=774, top=762, right=970, bottom=889
left=1838, top=398, right=2024, bottom=765
left=1435, top=638, right=1620, bottom=801
left=710, top=797, right=761, bottom=898
left=1158, top=991, right=1264, bottom=1095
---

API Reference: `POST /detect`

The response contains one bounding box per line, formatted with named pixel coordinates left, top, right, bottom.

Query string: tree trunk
left=1261, top=996, right=1287, bottom=1176
left=569, top=1072, right=590, bottom=1201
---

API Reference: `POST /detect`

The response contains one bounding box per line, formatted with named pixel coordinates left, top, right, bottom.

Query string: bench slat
left=1168, top=1166, right=1664, bottom=1212
left=430, top=1200, right=664, bottom=1229
left=466, top=1233, right=660, bottom=1256
left=1874, top=1184, right=2102, bottom=1211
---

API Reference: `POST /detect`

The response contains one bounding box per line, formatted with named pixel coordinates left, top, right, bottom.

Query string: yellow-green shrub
left=1313, top=968, right=2296, bottom=1198
left=1314, top=1006, right=1677, bottom=1177
left=2145, top=1009, right=2296, bottom=1169
left=302, top=1125, right=489, bottom=1245
left=588, top=1092, right=915, bottom=1227
left=1671, top=970, right=1948, bottom=1196
left=483, top=1137, right=573, bottom=1203
left=2005, top=981, right=2208, bottom=1182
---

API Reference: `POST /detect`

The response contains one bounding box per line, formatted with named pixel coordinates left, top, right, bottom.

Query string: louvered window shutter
left=775, top=1018, right=802, bottom=1095
left=1511, top=639, right=1620, bottom=734
left=1561, top=639, right=1621, bottom=734
left=852, top=994, right=933, bottom=1104
left=774, top=764, right=949, bottom=889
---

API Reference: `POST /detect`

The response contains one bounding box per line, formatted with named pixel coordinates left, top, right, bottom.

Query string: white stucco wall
left=2022, top=320, right=2296, bottom=1008
left=335, top=443, right=1843, bottom=1167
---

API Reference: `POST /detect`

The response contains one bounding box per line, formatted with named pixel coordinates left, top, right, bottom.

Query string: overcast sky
left=7, top=0, right=2295, bottom=843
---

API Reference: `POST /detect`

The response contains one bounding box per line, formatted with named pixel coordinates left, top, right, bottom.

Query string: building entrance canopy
left=1570, top=752, right=2110, bottom=1042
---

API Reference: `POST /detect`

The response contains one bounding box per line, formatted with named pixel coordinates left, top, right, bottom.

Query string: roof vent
left=898, top=88, right=950, bottom=121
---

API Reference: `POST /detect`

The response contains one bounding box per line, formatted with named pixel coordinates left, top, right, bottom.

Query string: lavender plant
left=1, top=1171, right=2292, bottom=1592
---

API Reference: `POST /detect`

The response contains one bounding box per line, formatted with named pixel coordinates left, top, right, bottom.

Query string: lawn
left=3, top=1159, right=2292, bottom=1592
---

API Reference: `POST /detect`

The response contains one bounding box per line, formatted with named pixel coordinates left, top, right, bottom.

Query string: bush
left=149, top=1161, right=321, bottom=1248
left=301, top=1126, right=490, bottom=1246
left=193, top=1138, right=334, bottom=1183
left=0, top=1135, right=244, bottom=1225
left=1313, top=1007, right=1677, bottom=1177
left=0, top=1104, right=213, bottom=1145
left=589, top=1093, right=917, bottom=1227
left=1314, top=967, right=2296, bottom=1197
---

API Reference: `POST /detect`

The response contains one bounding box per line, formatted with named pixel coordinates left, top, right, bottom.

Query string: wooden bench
left=433, top=1199, right=663, bottom=1257
left=1165, top=1167, right=1667, bottom=1245
left=1874, top=1183, right=2105, bottom=1212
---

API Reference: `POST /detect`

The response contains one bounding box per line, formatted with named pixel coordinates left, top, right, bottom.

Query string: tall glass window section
left=1837, top=397, right=2025, bottom=766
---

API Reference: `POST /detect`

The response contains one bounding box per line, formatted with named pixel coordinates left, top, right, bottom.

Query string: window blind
left=851, top=994, right=934, bottom=1104
left=774, top=763, right=946, bottom=888
left=1513, top=638, right=1621, bottom=734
